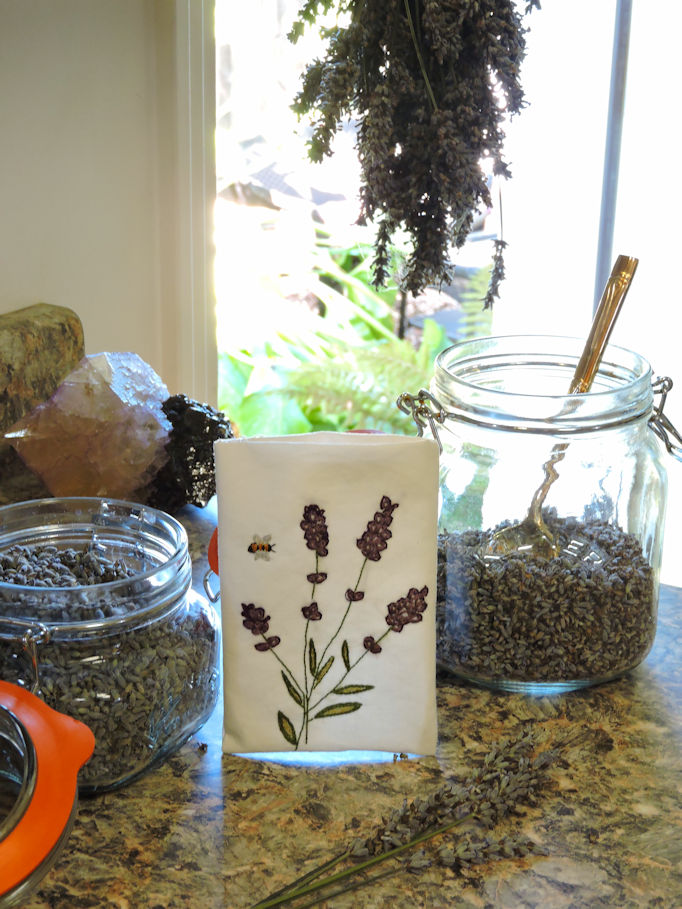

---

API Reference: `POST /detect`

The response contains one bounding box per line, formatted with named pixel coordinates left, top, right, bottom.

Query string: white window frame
left=164, top=0, right=217, bottom=405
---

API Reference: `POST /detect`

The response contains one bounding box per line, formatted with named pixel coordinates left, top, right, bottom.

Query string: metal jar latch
left=650, top=376, right=682, bottom=461
left=0, top=618, right=51, bottom=694
left=398, top=376, right=682, bottom=461
left=396, top=389, right=453, bottom=453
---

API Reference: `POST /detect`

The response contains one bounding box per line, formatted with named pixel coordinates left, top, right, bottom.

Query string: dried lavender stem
left=294, top=866, right=402, bottom=908
left=252, top=816, right=469, bottom=908
left=256, top=850, right=349, bottom=905
left=403, top=0, right=438, bottom=113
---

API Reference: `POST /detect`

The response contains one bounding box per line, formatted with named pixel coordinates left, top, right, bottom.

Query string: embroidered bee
left=247, top=535, right=275, bottom=560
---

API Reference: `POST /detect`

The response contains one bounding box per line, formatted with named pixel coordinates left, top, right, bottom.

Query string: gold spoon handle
left=569, top=254, right=639, bottom=394
left=526, top=254, right=639, bottom=526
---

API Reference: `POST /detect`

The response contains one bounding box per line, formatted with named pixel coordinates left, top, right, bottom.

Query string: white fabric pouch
left=214, top=431, right=439, bottom=755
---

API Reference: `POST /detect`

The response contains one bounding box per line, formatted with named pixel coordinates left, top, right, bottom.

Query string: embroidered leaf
left=314, top=702, right=362, bottom=719
left=278, top=710, right=298, bottom=746
left=312, top=656, right=334, bottom=689
left=333, top=684, right=374, bottom=695
left=341, top=640, right=351, bottom=671
left=308, top=638, right=317, bottom=676
left=281, top=671, right=303, bottom=706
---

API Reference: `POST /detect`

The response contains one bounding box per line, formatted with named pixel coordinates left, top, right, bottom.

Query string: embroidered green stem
left=308, top=627, right=391, bottom=714
left=262, top=637, right=305, bottom=698
left=300, top=554, right=321, bottom=744
left=315, top=557, right=367, bottom=672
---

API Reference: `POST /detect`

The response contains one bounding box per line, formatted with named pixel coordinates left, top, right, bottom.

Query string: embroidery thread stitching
left=239, top=496, right=429, bottom=749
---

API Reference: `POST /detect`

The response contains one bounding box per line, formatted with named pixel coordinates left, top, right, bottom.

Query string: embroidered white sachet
left=214, top=431, right=439, bottom=755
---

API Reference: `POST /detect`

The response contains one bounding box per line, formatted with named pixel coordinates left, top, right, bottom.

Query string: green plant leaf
left=278, top=710, right=298, bottom=746
left=312, top=656, right=334, bottom=689
left=281, top=671, right=303, bottom=706
left=236, top=391, right=312, bottom=437
left=308, top=639, right=317, bottom=676
left=332, top=684, right=374, bottom=694
left=313, top=702, right=362, bottom=719
left=217, top=353, right=253, bottom=414
left=417, top=317, right=448, bottom=369
left=341, top=640, right=350, bottom=671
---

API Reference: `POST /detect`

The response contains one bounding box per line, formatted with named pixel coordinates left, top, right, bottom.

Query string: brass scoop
left=484, top=254, right=639, bottom=560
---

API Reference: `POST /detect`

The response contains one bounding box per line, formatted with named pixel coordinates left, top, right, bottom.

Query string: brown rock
left=0, top=303, right=84, bottom=504
left=0, top=303, right=85, bottom=429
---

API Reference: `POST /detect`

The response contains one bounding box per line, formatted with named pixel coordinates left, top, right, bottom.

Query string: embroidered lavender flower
left=345, top=589, right=365, bottom=602
left=241, top=604, right=281, bottom=652
left=239, top=493, right=428, bottom=750
left=255, top=636, right=281, bottom=652
left=301, top=504, right=329, bottom=557
left=386, top=586, right=429, bottom=632
left=357, top=495, right=399, bottom=561
left=241, top=603, right=271, bottom=635
left=302, top=602, right=322, bottom=621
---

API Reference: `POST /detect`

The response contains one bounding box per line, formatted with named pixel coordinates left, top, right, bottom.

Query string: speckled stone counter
left=26, top=501, right=682, bottom=908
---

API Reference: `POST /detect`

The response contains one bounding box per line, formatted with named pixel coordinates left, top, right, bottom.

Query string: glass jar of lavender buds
left=0, top=498, right=220, bottom=793
left=399, top=335, right=680, bottom=693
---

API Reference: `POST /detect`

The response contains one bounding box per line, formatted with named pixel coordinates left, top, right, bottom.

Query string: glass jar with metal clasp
left=0, top=497, right=221, bottom=794
left=399, top=335, right=682, bottom=693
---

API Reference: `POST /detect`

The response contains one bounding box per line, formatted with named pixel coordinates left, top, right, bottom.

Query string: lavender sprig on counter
left=251, top=727, right=556, bottom=908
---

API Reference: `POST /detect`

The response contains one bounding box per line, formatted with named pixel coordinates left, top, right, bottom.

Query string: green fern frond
left=275, top=332, right=442, bottom=433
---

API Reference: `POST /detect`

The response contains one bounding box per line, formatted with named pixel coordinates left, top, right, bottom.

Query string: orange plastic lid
left=208, top=527, right=219, bottom=576
left=0, top=681, right=95, bottom=897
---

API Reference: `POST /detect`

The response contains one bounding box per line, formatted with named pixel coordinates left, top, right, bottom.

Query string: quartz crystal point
left=6, top=352, right=171, bottom=499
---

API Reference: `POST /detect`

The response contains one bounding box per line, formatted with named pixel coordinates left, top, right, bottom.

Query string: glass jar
left=0, top=681, right=94, bottom=906
left=400, top=335, right=679, bottom=693
left=0, top=498, right=220, bottom=793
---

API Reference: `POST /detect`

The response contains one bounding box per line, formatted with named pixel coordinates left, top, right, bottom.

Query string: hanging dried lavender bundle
left=484, top=238, right=508, bottom=309
left=290, top=0, right=540, bottom=297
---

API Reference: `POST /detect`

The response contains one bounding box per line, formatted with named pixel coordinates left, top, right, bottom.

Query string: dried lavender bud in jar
left=0, top=542, right=219, bottom=792
left=436, top=513, right=656, bottom=684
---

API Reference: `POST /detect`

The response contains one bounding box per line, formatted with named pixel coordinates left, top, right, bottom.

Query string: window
left=214, top=0, right=682, bottom=582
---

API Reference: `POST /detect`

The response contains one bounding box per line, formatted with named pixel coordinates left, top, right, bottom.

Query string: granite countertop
left=26, top=501, right=682, bottom=908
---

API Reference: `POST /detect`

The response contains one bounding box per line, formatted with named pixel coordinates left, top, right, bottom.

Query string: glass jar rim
left=0, top=706, right=36, bottom=842
left=0, top=497, right=191, bottom=636
left=433, top=334, right=653, bottom=432
left=0, top=682, right=93, bottom=903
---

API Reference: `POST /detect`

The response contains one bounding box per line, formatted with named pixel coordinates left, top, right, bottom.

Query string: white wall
left=0, top=0, right=217, bottom=403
